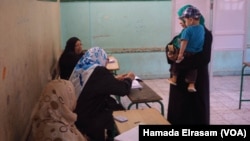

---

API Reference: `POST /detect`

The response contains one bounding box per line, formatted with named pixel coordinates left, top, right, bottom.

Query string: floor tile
left=120, top=76, right=250, bottom=125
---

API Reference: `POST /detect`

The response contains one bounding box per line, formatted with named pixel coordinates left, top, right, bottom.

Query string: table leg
left=127, top=101, right=164, bottom=116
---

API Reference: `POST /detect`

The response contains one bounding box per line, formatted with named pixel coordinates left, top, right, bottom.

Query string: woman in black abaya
left=166, top=5, right=213, bottom=125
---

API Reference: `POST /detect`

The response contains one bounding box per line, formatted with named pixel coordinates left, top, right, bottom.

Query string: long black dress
left=166, top=27, right=213, bottom=125
left=59, top=52, right=84, bottom=80
left=74, top=66, right=132, bottom=141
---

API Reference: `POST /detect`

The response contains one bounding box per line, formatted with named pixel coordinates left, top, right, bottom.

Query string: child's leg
left=187, top=83, right=196, bottom=92
left=168, top=75, right=177, bottom=85
left=185, top=69, right=197, bottom=92
left=168, top=63, right=178, bottom=85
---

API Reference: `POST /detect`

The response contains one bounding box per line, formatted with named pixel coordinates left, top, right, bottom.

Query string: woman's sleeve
left=99, top=67, right=133, bottom=97
left=107, top=77, right=132, bottom=97
left=200, top=27, right=213, bottom=65
left=191, top=27, right=213, bottom=68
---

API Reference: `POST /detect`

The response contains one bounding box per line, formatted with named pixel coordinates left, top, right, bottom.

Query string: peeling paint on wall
left=2, top=67, right=6, bottom=80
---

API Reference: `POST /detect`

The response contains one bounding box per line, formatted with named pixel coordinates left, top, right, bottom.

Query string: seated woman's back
left=27, top=79, right=89, bottom=141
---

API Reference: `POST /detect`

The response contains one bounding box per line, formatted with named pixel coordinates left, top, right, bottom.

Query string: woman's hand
left=115, top=72, right=135, bottom=81
left=125, top=72, right=135, bottom=80
left=168, top=52, right=173, bottom=57
left=167, top=52, right=178, bottom=61
left=115, top=74, right=127, bottom=81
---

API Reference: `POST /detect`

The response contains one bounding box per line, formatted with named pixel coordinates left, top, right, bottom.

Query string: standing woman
left=59, top=37, right=86, bottom=80
left=166, top=5, right=213, bottom=125
left=70, top=47, right=135, bottom=141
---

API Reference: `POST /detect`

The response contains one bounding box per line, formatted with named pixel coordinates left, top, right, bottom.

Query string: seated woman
left=59, top=37, right=86, bottom=80
left=59, top=37, right=125, bottom=112
left=69, top=47, right=135, bottom=141
left=27, top=79, right=89, bottom=141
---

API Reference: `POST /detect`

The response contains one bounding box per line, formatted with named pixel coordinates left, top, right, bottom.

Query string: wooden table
left=106, top=56, right=164, bottom=115
left=113, top=108, right=170, bottom=134
left=127, top=81, right=164, bottom=115
left=106, top=56, right=119, bottom=75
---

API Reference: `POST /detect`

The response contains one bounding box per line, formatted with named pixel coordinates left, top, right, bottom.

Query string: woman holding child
left=166, top=5, right=213, bottom=125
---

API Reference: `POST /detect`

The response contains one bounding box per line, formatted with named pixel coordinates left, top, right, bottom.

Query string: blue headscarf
left=69, top=47, right=108, bottom=98
left=75, top=47, right=108, bottom=70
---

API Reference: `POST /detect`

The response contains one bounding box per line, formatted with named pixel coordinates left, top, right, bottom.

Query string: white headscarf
left=69, top=47, right=108, bottom=98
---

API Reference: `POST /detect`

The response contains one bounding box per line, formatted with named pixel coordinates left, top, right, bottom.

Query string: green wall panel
left=60, top=1, right=250, bottom=78
left=89, top=1, right=170, bottom=48
left=212, top=50, right=243, bottom=75
left=61, top=1, right=171, bottom=50
left=60, top=1, right=171, bottom=79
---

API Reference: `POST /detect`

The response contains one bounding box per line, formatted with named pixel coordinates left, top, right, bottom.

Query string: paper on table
left=131, top=79, right=142, bottom=89
left=135, top=76, right=141, bottom=81
left=135, top=76, right=143, bottom=82
left=108, top=59, right=115, bottom=63
left=114, top=125, right=139, bottom=141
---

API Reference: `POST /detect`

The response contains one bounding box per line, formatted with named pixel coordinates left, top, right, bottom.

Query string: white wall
left=0, top=1, right=61, bottom=140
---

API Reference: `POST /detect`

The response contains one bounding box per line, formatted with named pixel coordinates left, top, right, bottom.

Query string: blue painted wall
left=60, top=1, right=171, bottom=79
left=60, top=1, right=250, bottom=79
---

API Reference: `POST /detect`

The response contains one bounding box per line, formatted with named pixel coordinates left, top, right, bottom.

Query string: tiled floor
left=119, top=75, right=250, bottom=125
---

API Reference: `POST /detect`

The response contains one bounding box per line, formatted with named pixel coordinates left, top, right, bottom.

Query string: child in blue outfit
left=168, top=6, right=205, bottom=92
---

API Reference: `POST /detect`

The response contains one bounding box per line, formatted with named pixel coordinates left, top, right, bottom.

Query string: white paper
left=135, top=76, right=141, bottom=81
left=131, top=80, right=142, bottom=89
left=108, top=59, right=115, bottom=63
left=114, top=125, right=139, bottom=141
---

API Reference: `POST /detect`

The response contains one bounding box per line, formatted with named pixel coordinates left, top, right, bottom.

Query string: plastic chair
left=239, top=62, right=250, bottom=109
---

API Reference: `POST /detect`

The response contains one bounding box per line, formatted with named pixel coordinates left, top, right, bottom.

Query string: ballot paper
left=108, top=59, right=115, bottom=63
left=135, top=76, right=142, bottom=81
left=131, top=79, right=142, bottom=89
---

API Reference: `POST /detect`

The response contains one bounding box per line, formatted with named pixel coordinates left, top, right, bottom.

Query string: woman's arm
left=94, top=67, right=134, bottom=97
left=200, top=27, right=212, bottom=65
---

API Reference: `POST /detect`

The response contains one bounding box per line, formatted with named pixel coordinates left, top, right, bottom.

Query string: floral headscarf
left=69, top=47, right=108, bottom=98
left=28, top=79, right=88, bottom=141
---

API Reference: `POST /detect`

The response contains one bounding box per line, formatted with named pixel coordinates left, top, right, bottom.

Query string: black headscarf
left=63, top=37, right=80, bottom=53
left=59, top=37, right=84, bottom=80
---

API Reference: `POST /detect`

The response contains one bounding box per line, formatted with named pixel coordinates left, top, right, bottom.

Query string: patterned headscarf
left=69, top=47, right=108, bottom=98
left=177, top=4, right=205, bottom=26
left=29, top=79, right=88, bottom=141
